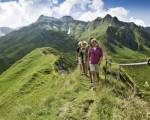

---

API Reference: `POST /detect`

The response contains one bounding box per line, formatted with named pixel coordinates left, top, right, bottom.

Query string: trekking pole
left=108, top=59, right=112, bottom=81
left=148, top=58, right=150, bottom=66
left=105, top=58, right=108, bottom=81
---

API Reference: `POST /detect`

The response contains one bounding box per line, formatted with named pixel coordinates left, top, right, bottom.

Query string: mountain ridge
left=0, top=14, right=149, bottom=74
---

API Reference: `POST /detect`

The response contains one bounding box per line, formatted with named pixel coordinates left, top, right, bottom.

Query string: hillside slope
left=0, top=29, right=76, bottom=73
left=0, top=47, right=149, bottom=120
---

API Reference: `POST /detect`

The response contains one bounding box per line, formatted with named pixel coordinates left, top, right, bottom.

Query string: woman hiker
left=88, top=38, right=103, bottom=89
left=76, top=41, right=88, bottom=75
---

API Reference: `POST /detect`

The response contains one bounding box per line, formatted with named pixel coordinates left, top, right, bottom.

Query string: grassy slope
left=0, top=29, right=77, bottom=73
left=0, top=47, right=149, bottom=120
left=124, top=65, right=150, bottom=100
left=109, top=46, right=149, bottom=63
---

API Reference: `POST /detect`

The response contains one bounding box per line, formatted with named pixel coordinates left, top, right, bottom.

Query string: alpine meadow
left=0, top=0, right=150, bottom=120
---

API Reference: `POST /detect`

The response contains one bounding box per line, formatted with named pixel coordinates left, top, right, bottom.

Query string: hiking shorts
left=90, top=64, right=99, bottom=72
left=78, top=57, right=82, bottom=64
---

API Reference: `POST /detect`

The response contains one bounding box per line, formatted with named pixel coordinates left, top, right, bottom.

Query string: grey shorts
left=90, top=64, right=99, bottom=72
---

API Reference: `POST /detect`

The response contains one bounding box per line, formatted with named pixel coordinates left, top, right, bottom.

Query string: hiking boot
left=90, top=82, right=94, bottom=88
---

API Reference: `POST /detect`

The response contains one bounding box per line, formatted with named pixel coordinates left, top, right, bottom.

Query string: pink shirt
left=89, top=47, right=103, bottom=64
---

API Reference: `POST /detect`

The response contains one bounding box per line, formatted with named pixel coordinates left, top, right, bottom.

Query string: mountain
left=145, top=27, right=150, bottom=33
left=80, top=15, right=150, bottom=62
left=0, top=27, right=13, bottom=36
left=0, top=47, right=149, bottom=120
left=35, top=15, right=88, bottom=38
left=0, top=14, right=149, bottom=73
left=0, top=28, right=76, bottom=73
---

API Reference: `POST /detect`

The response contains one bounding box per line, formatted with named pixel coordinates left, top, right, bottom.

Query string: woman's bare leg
left=80, top=64, right=83, bottom=74
left=84, top=63, right=88, bottom=75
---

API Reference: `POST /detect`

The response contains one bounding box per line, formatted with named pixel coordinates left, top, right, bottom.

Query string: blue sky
left=104, top=0, right=150, bottom=25
left=0, top=0, right=149, bottom=28
left=105, top=0, right=150, bottom=8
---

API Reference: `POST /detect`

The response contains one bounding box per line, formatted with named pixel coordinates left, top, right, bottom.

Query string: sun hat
left=91, top=38, right=97, bottom=43
left=78, top=41, right=83, bottom=46
left=82, top=41, right=88, bottom=46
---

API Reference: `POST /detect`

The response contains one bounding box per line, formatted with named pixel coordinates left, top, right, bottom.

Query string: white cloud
left=90, top=0, right=104, bottom=11
left=0, top=0, right=53, bottom=28
left=53, top=0, right=76, bottom=16
left=79, top=11, right=100, bottom=21
left=0, top=0, right=148, bottom=28
left=52, top=0, right=58, bottom=4
left=52, top=0, right=85, bottom=17
left=129, top=17, right=146, bottom=26
left=78, top=0, right=105, bottom=21
left=107, top=7, right=128, bottom=20
left=0, top=1, right=26, bottom=28
left=78, top=1, right=129, bottom=22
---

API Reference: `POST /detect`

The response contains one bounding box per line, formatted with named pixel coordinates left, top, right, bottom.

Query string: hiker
left=82, top=41, right=88, bottom=75
left=88, top=38, right=103, bottom=88
left=76, top=41, right=88, bottom=75
left=86, top=37, right=94, bottom=82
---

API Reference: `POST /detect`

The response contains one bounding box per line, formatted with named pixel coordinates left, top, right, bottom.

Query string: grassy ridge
left=0, top=29, right=77, bottom=73
left=0, top=47, right=149, bottom=120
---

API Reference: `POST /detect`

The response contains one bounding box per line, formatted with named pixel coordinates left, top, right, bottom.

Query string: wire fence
left=104, top=58, right=150, bottom=81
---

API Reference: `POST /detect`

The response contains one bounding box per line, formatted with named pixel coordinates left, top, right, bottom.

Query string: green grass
left=80, top=21, right=110, bottom=41
left=124, top=65, right=150, bottom=101
left=109, top=46, right=149, bottom=63
left=0, top=47, right=149, bottom=120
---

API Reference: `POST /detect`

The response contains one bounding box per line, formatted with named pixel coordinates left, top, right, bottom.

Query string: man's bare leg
left=89, top=71, right=92, bottom=83
left=96, top=72, right=100, bottom=83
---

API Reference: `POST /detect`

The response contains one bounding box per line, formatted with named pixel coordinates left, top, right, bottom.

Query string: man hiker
left=88, top=38, right=103, bottom=89
left=86, top=37, right=94, bottom=82
left=76, top=41, right=88, bottom=75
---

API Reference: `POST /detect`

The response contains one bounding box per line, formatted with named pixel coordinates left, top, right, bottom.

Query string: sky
left=0, top=0, right=149, bottom=28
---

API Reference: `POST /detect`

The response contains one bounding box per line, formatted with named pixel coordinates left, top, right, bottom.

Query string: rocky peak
left=60, top=16, right=74, bottom=22
left=37, top=15, right=58, bottom=23
left=103, top=14, right=113, bottom=21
